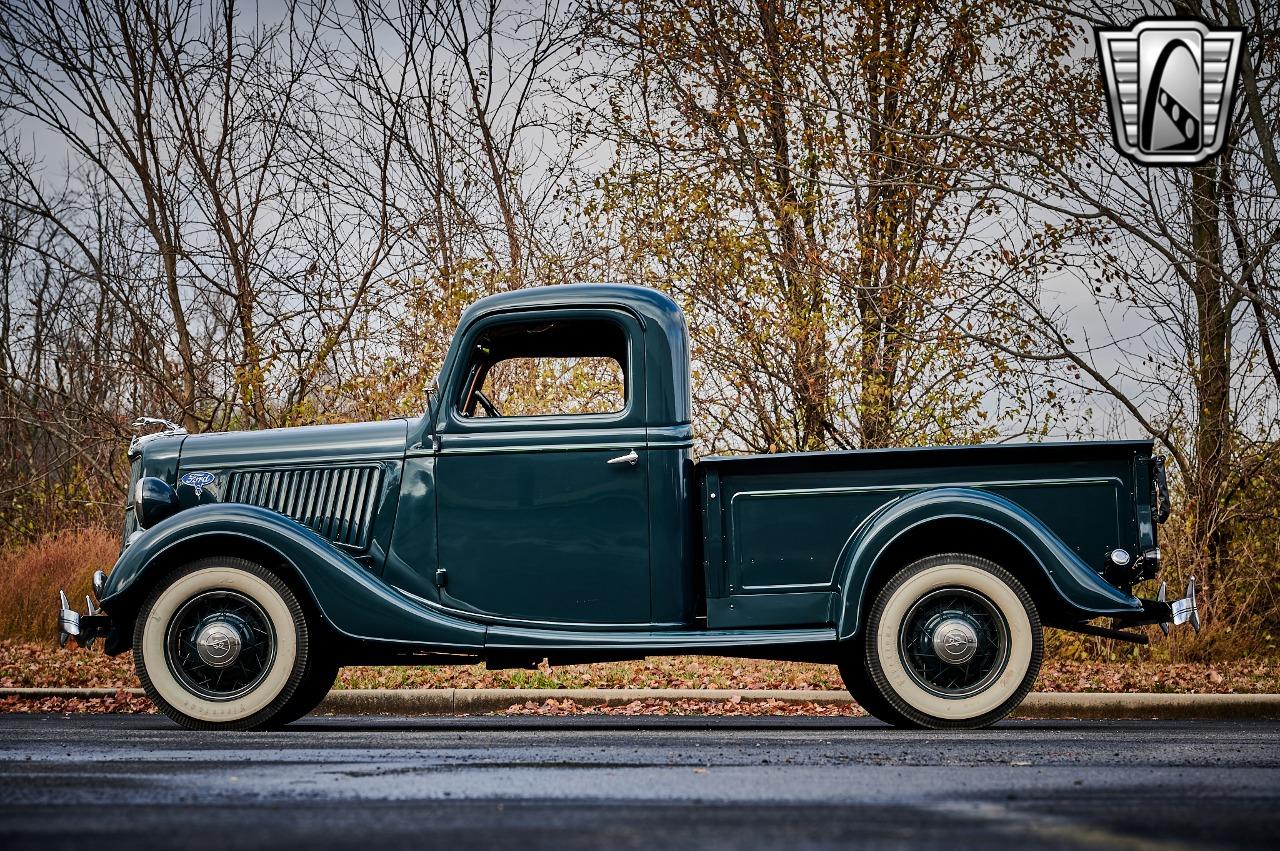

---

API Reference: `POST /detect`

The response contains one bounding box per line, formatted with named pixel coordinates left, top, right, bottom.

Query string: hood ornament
left=130, top=415, right=188, bottom=454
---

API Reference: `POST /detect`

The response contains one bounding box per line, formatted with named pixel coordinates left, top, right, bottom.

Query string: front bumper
left=56, top=571, right=114, bottom=650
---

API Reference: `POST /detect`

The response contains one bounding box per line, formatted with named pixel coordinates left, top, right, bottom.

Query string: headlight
left=133, top=476, right=180, bottom=529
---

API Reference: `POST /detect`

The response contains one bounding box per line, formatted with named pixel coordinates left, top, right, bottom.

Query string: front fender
left=834, top=487, right=1142, bottom=640
left=100, top=503, right=485, bottom=650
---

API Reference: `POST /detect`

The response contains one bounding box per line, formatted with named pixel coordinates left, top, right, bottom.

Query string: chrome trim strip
left=436, top=443, right=646, bottom=456
left=185, top=455, right=404, bottom=470
left=727, top=476, right=1124, bottom=503
left=699, top=439, right=1154, bottom=465
left=739, top=581, right=832, bottom=592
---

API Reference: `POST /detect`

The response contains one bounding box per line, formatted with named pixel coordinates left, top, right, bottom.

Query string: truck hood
left=146, top=418, right=413, bottom=561
left=178, top=418, right=411, bottom=470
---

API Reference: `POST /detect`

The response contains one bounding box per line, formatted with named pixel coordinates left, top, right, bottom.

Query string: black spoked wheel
left=165, top=590, right=277, bottom=702
left=898, top=588, right=1010, bottom=700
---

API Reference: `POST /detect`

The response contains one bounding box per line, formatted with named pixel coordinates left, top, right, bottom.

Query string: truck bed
left=695, top=440, right=1156, bottom=630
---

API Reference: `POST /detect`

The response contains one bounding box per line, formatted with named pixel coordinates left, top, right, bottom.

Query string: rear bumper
left=1062, top=577, right=1201, bottom=645
left=1113, top=576, right=1202, bottom=633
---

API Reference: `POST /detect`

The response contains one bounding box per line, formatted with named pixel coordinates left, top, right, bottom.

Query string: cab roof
left=445, top=283, right=692, bottom=427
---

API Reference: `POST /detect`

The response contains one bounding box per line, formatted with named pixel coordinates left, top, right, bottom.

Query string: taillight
left=1152, top=455, right=1171, bottom=523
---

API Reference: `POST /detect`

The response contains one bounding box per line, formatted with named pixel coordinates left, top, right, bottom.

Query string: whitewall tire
left=133, top=557, right=312, bottom=730
left=852, top=553, right=1043, bottom=729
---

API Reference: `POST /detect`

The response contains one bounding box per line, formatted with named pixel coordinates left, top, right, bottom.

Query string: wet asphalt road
left=0, top=714, right=1277, bottom=850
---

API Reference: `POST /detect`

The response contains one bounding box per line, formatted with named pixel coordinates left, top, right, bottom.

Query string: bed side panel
left=700, top=442, right=1145, bottom=630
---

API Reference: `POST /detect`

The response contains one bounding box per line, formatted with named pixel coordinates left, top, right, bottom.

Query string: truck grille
left=225, top=465, right=383, bottom=552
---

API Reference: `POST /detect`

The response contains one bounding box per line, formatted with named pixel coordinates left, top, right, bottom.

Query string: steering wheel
left=474, top=389, right=502, bottom=418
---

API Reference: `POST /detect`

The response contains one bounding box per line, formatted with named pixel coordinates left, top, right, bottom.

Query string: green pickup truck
left=58, top=284, right=1197, bottom=730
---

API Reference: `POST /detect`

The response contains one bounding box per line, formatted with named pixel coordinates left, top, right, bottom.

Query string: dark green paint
left=434, top=442, right=652, bottom=624
left=101, top=503, right=484, bottom=649
left=123, top=434, right=182, bottom=545
left=699, top=440, right=1150, bottom=630
left=101, top=284, right=1157, bottom=662
left=830, top=487, right=1142, bottom=639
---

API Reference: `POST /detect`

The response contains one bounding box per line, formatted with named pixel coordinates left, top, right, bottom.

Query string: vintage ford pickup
left=57, top=284, right=1197, bottom=730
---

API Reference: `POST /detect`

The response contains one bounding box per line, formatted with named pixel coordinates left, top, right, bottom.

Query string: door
left=433, top=310, right=652, bottom=625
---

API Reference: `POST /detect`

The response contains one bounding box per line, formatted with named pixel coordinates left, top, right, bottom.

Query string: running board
left=484, top=625, right=838, bottom=653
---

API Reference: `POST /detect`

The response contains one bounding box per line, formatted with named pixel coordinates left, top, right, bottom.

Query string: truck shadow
left=276, top=715, right=1124, bottom=734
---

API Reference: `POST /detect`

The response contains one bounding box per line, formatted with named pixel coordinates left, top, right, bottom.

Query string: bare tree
left=583, top=0, right=1073, bottom=452
left=964, top=0, right=1280, bottom=619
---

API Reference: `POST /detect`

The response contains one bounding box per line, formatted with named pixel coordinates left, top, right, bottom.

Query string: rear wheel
left=133, top=557, right=312, bottom=731
left=843, top=553, right=1042, bottom=729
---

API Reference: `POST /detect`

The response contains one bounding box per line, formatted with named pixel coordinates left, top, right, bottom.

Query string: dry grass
left=0, top=528, right=120, bottom=641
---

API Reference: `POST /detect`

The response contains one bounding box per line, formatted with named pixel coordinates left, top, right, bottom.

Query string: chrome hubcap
left=931, top=618, right=979, bottom=665
left=194, top=621, right=243, bottom=667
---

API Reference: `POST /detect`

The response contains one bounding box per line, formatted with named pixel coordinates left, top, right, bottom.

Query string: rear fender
left=834, top=487, right=1142, bottom=640
left=100, top=503, right=485, bottom=650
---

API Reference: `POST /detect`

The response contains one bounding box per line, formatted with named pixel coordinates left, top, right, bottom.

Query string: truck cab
left=398, top=285, right=695, bottom=629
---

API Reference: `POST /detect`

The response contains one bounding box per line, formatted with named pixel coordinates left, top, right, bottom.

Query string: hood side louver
left=226, top=464, right=383, bottom=552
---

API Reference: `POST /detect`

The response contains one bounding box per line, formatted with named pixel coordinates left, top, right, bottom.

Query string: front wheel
left=846, top=553, right=1043, bottom=729
left=133, top=557, right=313, bottom=731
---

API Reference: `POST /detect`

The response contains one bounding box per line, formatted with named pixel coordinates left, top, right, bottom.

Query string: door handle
left=607, top=449, right=639, bottom=466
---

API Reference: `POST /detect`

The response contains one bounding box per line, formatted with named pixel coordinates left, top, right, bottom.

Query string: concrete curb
left=1014, top=691, right=1280, bottom=719
left=3, top=687, right=1278, bottom=719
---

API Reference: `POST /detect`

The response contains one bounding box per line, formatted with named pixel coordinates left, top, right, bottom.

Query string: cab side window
left=457, top=318, right=628, bottom=419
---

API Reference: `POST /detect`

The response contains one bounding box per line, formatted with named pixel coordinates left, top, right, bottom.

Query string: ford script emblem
left=179, top=470, right=216, bottom=496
